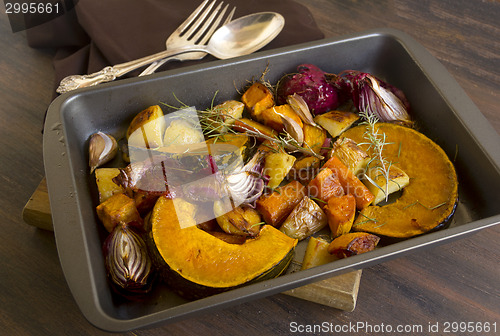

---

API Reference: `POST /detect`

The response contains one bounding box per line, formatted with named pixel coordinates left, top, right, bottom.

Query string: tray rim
left=43, top=27, right=500, bottom=332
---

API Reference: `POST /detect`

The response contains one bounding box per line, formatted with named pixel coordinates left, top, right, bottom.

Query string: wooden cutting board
left=23, top=178, right=362, bottom=311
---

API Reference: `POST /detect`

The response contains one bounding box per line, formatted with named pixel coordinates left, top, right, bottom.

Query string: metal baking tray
left=43, top=28, right=500, bottom=332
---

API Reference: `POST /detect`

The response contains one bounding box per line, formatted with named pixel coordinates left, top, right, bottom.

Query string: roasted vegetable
left=149, top=196, right=297, bottom=299
left=259, top=104, right=303, bottom=133
left=163, top=118, right=204, bottom=147
left=96, top=193, right=142, bottom=232
left=95, top=168, right=125, bottom=203
left=103, top=224, right=153, bottom=295
left=302, top=124, right=327, bottom=154
left=335, top=70, right=412, bottom=126
left=327, top=232, right=380, bottom=258
left=313, top=110, right=359, bottom=138
left=89, top=132, right=118, bottom=173
left=323, top=156, right=374, bottom=210
left=364, top=163, right=410, bottom=205
left=232, top=118, right=277, bottom=138
left=256, top=180, right=306, bottom=227
left=330, top=137, right=370, bottom=176
left=343, top=123, right=458, bottom=238
left=127, top=105, right=166, bottom=148
left=277, top=64, right=339, bottom=114
left=214, top=199, right=262, bottom=237
left=287, top=156, right=321, bottom=185
left=301, top=236, right=337, bottom=270
left=206, top=100, right=245, bottom=133
left=323, top=194, right=356, bottom=238
left=241, top=82, right=274, bottom=121
left=263, top=151, right=296, bottom=189
left=279, top=196, right=327, bottom=240
left=307, top=167, right=345, bottom=203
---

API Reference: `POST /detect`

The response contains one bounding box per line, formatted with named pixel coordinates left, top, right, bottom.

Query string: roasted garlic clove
left=89, top=131, right=118, bottom=173
left=280, top=113, right=304, bottom=145
left=287, top=93, right=318, bottom=127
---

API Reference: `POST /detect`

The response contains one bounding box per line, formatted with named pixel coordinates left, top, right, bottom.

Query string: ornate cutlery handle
left=56, top=67, right=119, bottom=94
left=56, top=46, right=205, bottom=94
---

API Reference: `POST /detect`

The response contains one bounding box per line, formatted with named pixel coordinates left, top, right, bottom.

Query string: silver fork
left=139, top=0, right=235, bottom=76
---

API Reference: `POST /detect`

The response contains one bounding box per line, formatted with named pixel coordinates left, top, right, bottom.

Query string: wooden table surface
left=1, top=1, right=499, bottom=335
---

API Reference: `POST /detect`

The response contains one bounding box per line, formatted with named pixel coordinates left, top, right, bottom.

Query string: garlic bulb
left=89, top=131, right=118, bottom=173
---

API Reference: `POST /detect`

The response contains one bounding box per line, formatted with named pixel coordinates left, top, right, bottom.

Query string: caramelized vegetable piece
left=302, top=124, right=327, bottom=154
left=241, top=82, right=274, bottom=121
left=330, top=137, right=370, bottom=176
left=214, top=200, right=262, bottom=237
left=103, top=224, right=153, bottom=295
left=133, top=190, right=162, bottom=216
left=287, top=156, right=321, bottom=185
left=232, top=118, right=278, bottom=138
left=263, top=151, right=296, bottom=189
left=127, top=105, right=166, bottom=148
left=324, top=194, right=356, bottom=238
left=313, top=110, right=359, bottom=138
left=256, top=180, right=306, bottom=227
left=95, top=168, right=125, bottom=203
left=259, top=104, right=303, bottom=132
left=301, top=236, right=337, bottom=270
left=323, top=156, right=374, bottom=209
left=280, top=196, right=327, bottom=240
left=365, top=163, right=410, bottom=205
left=327, top=232, right=380, bottom=259
left=307, top=167, right=344, bottom=203
left=96, top=193, right=142, bottom=232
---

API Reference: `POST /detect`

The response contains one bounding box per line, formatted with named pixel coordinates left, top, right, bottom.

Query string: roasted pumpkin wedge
left=149, top=196, right=297, bottom=299
left=342, top=123, right=458, bottom=238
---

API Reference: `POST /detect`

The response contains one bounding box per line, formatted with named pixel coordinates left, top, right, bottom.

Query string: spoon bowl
left=207, top=12, right=285, bottom=59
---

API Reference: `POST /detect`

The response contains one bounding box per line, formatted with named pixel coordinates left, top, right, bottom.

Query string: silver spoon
left=56, top=12, right=285, bottom=94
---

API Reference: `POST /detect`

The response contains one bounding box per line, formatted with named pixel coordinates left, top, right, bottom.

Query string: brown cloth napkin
left=26, top=0, right=324, bottom=91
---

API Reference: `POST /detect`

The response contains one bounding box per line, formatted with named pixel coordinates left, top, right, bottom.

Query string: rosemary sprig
left=403, top=200, right=447, bottom=210
left=358, top=110, right=393, bottom=201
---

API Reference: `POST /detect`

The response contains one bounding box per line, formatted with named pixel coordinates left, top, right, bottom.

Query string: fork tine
left=174, top=0, right=210, bottom=34
left=191, top=2, right=226, bottom=43
left=182, top=0, right=217, bottom=38
left=196, top=5, right=235, bottom=45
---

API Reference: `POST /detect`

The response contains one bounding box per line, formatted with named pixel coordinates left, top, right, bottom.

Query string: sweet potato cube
left=324, top=194, right=356, bottom=238
left=96, top=193, right=142, bottom=232
left=303, top=124, right=327, bottom=154
left=287, top=156, right=321, bottom=185
left=323, top=156, right=374, bottom=209
left=327, top=232, right=380, bottom=259
left=241, top=82, right=274, bottom=121
left=256, top=180, right=306, bottom=227
left=307, top=167, right=344, bottom=203
left=259, top=104, right=303, bottom=132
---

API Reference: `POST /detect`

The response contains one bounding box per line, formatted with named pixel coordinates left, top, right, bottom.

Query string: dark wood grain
left=1, top=1, right=499, bottom=335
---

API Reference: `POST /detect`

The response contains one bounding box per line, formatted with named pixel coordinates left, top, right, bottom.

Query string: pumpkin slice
left=150, top=196, right=297, bottom=299
left=342, top=123, right=458, bottom=238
